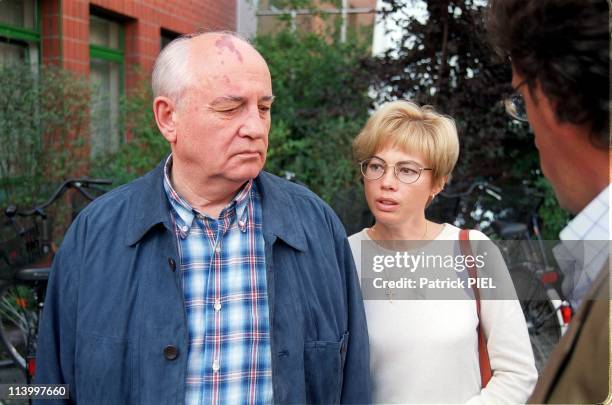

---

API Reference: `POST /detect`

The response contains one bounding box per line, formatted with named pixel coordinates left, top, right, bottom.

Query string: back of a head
left=486, top=0, right=609, bottom=148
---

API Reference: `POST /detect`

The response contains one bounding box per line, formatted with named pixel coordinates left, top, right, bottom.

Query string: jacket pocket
left=75, top=332, right=134, bottom=404
left=304, top=332, right=349, bottom=405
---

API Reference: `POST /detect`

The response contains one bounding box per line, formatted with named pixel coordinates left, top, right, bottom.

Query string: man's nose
left=238, top=104, right=268, bottom=139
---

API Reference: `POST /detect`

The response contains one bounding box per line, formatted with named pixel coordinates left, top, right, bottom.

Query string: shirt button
left=214, top=300, right=221, bottom=311
left=163, top=345, right=179, bottom=360
left=212, top=359, right=220, bottom=372
left=181, top=225, right=189, bottom=233
left=215, top=246, right=221, bottom=254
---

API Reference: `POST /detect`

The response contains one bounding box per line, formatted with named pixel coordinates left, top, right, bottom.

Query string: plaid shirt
left=163, top=157, right=273, bottom=405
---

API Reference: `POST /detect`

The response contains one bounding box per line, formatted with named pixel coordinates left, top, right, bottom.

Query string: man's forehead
left=213, top=35, right=245, bottom=63
left=189, top=34, right=265, bottom=67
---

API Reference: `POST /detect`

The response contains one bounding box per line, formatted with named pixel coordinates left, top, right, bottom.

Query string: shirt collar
left=560, top=184, right=610, bottom=242
left=555, top=184, right=610, bottom=308
left=125, top=158, right=307, bottom=252
left=162, top=155, right=253, bottom=236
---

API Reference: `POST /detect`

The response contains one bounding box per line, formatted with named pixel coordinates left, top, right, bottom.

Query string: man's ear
left=153, top=96, right=178, bottom=144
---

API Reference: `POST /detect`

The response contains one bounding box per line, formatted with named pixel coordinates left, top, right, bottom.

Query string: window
left=161, top=29, right=180, bottom=50
left=0, top=0, right=39, bottom=66
left=89, top=15, right=124, bottom=157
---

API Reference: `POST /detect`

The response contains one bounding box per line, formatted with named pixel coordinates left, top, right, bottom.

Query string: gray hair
left=151, top=30, right=251, bottom=106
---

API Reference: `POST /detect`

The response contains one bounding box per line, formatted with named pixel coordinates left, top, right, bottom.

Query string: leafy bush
left=89, top=80, right=169, bottom=184
left=0, top=63, right=90, bottom=205
left=255, top=29, right=374, bottom=232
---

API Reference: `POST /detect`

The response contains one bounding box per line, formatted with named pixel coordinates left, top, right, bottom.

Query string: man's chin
left=227, top=163, right=265, bottom=183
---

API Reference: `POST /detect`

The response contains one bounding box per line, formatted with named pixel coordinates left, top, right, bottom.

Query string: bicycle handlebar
left=6, top=178, right=113, bottom=218
left=439, top=180, right=502, bottom=200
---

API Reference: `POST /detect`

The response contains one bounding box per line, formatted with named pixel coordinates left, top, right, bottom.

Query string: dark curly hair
left=486, top=0, right=610, bottom=148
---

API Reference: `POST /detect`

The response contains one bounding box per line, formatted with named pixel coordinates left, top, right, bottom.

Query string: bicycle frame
left=0, top=178, right=112, bottom=382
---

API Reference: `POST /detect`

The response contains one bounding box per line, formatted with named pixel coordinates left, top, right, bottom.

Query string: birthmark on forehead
left=215, top=36, right=244, bottom=63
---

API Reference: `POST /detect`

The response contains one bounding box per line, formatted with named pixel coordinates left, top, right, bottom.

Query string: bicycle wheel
left=0, top=282, right=40, bottom=371
left=510, top=268, right=562, bottom=372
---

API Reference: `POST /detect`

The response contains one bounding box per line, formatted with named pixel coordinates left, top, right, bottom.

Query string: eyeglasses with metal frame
left=360, top=157, right=433, bottom=184
left=503, top=81, right=529, bottom=122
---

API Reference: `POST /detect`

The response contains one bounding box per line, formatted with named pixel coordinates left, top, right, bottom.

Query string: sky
left=372, top=0, right=428, bottom=56
left=372, top=0, right=488, bottom=56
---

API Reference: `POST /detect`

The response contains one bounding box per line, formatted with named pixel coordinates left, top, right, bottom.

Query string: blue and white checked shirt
left=555, top=184, right=610, bottom=308
left=163, top=157, right=273, bottom=405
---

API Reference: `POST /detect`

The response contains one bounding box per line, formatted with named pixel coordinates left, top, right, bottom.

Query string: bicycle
left=0, top=178, right=111, bottom=382
left=427, top=180, right=572, bottom=372
left=488, top=186, right=572, bottom=371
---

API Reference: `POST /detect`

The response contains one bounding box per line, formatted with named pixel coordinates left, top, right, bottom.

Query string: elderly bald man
left=35, top=32, right=371, bottom=405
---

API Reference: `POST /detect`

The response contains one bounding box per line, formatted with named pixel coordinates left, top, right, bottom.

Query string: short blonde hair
left=353, top=100, right=459, bottom=185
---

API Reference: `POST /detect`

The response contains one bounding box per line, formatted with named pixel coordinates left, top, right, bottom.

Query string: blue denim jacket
left=35, top=161, right=371, bottom=405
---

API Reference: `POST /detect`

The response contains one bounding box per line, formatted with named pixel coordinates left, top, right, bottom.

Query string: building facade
left=0, top=0, right=236, bottom=156
left=254, top=0, right=376, bottom=43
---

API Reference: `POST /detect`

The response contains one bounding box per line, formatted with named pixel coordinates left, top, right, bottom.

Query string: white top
left=349, top=224, right=537, bottom=404
left=556, top=184, right=610, bottom=308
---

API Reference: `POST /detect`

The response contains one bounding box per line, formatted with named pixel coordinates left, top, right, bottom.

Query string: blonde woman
left=348, top=101, right=537, bottom=404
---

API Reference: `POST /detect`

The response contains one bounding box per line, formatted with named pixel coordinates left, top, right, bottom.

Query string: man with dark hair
left=487, top=0, right=610, bottom=403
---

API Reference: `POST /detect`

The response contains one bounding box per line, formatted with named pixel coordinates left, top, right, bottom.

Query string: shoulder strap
left=459, top=229, right=493, bottom=388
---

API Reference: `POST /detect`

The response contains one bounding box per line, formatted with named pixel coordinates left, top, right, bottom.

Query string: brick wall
left=41, top=0, right=236, bottom=87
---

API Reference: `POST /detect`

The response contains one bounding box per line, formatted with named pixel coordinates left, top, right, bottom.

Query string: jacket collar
left=125, top=160, right=173, bottom=246
left=125, top=160, right=308, bottom=252
left=255, top=171, right=308, bottom=252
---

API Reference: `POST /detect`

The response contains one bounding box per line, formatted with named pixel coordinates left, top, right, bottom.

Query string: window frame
left=88, top=14, right=125, bottom=156
left=0, top=0, right=41, bottom=64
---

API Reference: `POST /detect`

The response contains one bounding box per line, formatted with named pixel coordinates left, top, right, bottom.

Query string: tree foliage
left=0, top=63, right=90, bottom=205
left=366, top=0, right=569, bottom=236
left=368, top=0, right=521, bottom=178
left=89, top=79, right=169, bottom=184
left=255, top=29, right=372, bottom=207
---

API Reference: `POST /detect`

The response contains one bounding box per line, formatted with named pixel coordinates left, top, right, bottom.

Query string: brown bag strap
left=459, top=229, right=493, bottom=388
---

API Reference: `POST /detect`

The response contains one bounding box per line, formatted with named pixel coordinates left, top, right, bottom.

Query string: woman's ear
left=432, top=176, right=448, bottom=197
left=153, top=96, right=178, bottom=144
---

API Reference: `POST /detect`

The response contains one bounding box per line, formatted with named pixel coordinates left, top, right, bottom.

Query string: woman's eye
left=399, top=167, right=417, bottom=175
left=369, top=163, right=384, bottom=171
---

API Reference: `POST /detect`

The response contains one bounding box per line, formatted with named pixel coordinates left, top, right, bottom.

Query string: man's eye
left=259, top=106, right=271, bottom=113
left=215, top=105, right=241, bottom=114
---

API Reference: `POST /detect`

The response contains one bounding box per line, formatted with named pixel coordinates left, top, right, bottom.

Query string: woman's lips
left=375, top=198, right=399, bottom=212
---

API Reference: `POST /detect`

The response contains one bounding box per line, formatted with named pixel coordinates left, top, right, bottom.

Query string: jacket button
left=168, top=258, right=176, bottom=272
left=163, top=345, right=179, bottom=360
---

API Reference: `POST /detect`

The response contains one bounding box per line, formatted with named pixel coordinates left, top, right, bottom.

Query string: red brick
left=47, top=0, right=236, bottom=80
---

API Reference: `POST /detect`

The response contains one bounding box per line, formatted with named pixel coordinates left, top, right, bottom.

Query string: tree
left=366, top=0, right=569, bottom=236
left=0, top=63, right=90, bottom=205
left=255, top=28, right=374, bottom=233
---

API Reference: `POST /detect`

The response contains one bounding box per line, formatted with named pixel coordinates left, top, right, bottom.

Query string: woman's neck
left=368, top=217, right=429, bottom=241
